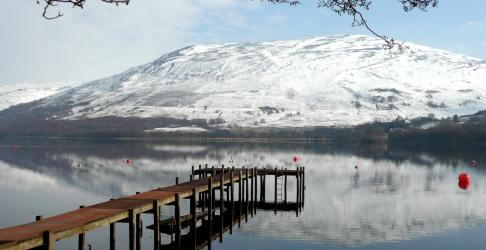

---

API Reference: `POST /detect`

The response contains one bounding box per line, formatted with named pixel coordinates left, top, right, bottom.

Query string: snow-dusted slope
left=26, top=35, right=486, bottom=127
left=0, top=82, right=75, bottom=111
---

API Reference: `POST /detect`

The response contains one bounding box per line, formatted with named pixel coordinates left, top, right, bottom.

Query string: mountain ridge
left=2, top=35, right=486, bottom=130
left=0, top=82, right=76, bottom=112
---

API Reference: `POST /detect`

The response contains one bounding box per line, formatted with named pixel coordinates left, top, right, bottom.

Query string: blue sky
left=0, top=0, right=485, bottom=83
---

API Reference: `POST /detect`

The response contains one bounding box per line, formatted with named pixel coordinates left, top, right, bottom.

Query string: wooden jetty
left=155, top=201, right=300, bottom=250
left=0, top=165, right=305, bottom=250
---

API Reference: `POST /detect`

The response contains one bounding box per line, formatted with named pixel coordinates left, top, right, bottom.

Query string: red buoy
left=293, top=156, right=300, bottom=163
left=458, top=172, right=470, bottom=190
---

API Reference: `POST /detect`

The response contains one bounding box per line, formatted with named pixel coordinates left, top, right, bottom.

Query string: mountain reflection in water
left=0, top=138, right=486, bottom=249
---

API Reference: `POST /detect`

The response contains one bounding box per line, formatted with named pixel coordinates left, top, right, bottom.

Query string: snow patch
left=145, top=127, right=208, bottom=133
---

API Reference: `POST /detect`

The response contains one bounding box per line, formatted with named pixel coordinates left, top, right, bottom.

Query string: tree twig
left=266, top=0, right=439, bottom=52
left=37, top=0, right=129, bottom=20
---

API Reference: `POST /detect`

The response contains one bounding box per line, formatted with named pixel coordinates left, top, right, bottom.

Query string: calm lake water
left=1, top=138, right=486, bottom=249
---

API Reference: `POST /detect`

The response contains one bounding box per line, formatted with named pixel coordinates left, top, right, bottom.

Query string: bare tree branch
left=318, top=0, right=405, bottom=51
left=400, top=0, right=438, bottom=11
left=265, top=0, right=439, bottom=52
left=37, top=0, right=129, bottom=20
left=265, top=0, right=300, bottom=5
left=37, top=0, right=439, bottom=52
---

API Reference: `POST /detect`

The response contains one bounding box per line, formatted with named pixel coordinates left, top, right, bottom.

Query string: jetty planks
left=0, top=166, right=302, bottom=250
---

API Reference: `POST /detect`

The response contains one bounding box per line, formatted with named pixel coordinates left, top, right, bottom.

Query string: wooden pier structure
left=0, top=165, right=305, bottom=250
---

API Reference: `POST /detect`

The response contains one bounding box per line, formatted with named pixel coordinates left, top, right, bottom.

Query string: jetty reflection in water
left=1, top=138, right=486, bottom=249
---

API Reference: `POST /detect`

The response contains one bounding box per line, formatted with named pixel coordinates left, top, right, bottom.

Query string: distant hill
left=0, top=82, right=75, bottom=111
left=1, top=35, right=485, bottom=137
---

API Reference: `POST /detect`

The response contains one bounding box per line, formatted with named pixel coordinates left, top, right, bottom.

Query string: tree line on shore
left=1, top=104, right=485, bottom=145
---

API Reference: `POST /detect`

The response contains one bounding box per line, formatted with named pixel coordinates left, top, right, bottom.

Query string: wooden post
left=36, top=215, right=43, bottom=221
left=208, top=177, right=213, bottom=250
left=298, top=167, right=302, bottom=211
left=108, top=199, right=116, bottom=250
left=259, top=174, right=263, bottom=203
left=242, top=168, right=245, bottom=220
left=135, top=193, right=141, bottom=250
left=78, top=206, right=85, bottom=250
left=296, top=167, right=300, bottom=217
left=42, top=231, right=53, bottom=250
left=227, top=167, right=232, bottom=205
left=302, top=167, right=305, bottom=208
left=230, top=169, right=234, bottom=234
left=192, top=165, right=195, bottom=177
left=198, top=164, right=202, bottom=201
left=175, top=194, right=181, bottom=250
left=298, top=167, right=301, bottom=208
left=212, top=167, right=216, bottom=215
left=274, top=168, right=278, bottom=214
left=204, top=164, right=208, bottom=211
left=219, top=164, right=229, bottom=214
left=153, top=201, right=161, bottom=250
left=253, top=167, right=258, bottom=214
left=245, top=169, right=249, bottom=207
left=202, top=171, right=206, bottom=212
left=238, top=170, right=242, bottom=227
left=191, top=188, right=197, bottom=250
left=260, top=174, right=263, bottom=202
left=299, top=167, right=301, bottom=202
left=254, top=167, right=258, bottom=214
left=250, top=168, right=254, bottom=217
left=219, top=170, right=224, bottom=243
left=176, top=176, right=179, bottom=185
left=284, top=168, right=288, bottom=204
left=128, top=209, right=136, bottom=250
left=244, top=168, right=248, bottom=222
left=242, top=167, right=245, bottom=209
left=110, top=222, right=116, bottom=250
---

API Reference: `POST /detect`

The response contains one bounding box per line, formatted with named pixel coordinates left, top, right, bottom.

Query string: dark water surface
left=1, top=138, right=486, bottom=250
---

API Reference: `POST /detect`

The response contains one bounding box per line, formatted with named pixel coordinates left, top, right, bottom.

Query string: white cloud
left=448, top=43, right=467, bottom=54
left=463, top=21, right=484, bottom=29
left=185, top=1, right=266, bottom=44
left=266, top=14, right=289, bottom=25
left=196, top=0, right=236, bottom=8
left=0, top=0, right=235, bottom=84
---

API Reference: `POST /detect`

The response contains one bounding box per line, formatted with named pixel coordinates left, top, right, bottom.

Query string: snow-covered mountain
left=0, top=82, right=75, bottom=111
left=6, top=35, right=486, bottom=127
